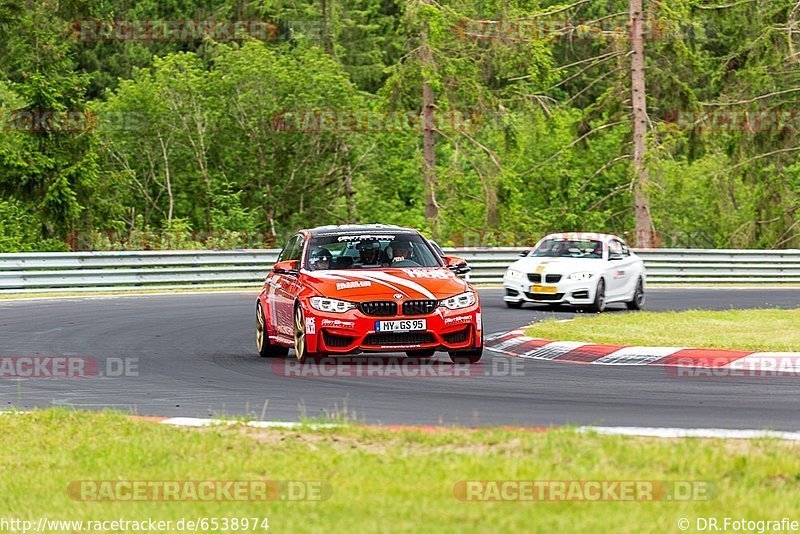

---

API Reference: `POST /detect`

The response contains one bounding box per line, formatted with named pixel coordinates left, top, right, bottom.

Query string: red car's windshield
left=305, top=233, right=442, bottom=270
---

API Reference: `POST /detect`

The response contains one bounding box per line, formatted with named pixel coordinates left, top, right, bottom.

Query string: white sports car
left=503, top=233, right=646, bottom=312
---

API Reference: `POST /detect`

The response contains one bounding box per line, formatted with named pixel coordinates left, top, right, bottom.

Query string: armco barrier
left=0, top=248, right=798, bottom=293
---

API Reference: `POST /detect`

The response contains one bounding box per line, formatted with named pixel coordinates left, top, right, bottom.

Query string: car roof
left=305, top=224, right=420, bottom=237
left=542, top=232, right=626, bottom=243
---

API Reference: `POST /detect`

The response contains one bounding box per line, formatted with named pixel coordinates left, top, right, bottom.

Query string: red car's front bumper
left=301, top=303, right=482, bottom=354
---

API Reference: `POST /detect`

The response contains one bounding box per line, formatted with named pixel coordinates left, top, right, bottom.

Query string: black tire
left=293, top=305, right=324, bottom=363
left=505, top=300, right=523, bottom=309
left=587, top=278, right=607, bottom=313
left=448, top=346, right=483, bottom=364
left=626, top=278, right=645, bottom=310
left=256, top=302, right=289, bottom=358
left=406, top=349, right=436, bottom=359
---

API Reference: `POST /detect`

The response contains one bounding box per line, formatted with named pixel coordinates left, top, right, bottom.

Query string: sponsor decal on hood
left=407, top=269, right=452, bottom=280
left=336, top=280, right=372, bottom=291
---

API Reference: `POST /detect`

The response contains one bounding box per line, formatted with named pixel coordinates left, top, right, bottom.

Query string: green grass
left=526, top=309, right=800, bottom=352
left=1, top=410, right=799, bottom=533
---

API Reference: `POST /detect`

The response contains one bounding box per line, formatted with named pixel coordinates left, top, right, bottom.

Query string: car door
left=281, top=234, right=306, bottom=326
left=270, top=234, right=303, bottom=337
left=606, top=239, right=636, bottom=299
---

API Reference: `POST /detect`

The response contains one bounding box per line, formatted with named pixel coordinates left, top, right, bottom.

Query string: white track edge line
left=580, top=426, right=800, bottom=441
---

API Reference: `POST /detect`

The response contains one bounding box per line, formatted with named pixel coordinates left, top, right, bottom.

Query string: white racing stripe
left=358, top=271, right=438, bottom=300
left=302, top=268, right=454, bottom=300
left=308, top=270, right=411, bottom=298
left=352, top=272, right=413, bottom=298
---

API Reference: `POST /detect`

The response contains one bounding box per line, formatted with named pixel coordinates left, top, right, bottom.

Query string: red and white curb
left=485, top=330, right=800, bottom=372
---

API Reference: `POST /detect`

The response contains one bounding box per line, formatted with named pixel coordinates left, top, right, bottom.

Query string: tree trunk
left=629, top=0, right=655, bottom=247
left=341, top=141, right=356, bottom=222
left=321, top=0, right=334, bottom=55
left=420, top=0, right=439, bottom=235
left=157, top=131, right=174, bottom=223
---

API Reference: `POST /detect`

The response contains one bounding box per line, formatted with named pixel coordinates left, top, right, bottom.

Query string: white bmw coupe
left=503, top=233, right=646, bottom=312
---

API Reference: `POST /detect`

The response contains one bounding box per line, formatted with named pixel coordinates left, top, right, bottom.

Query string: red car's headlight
left=439, top=291, right=476, bottom=310
left=309, top=297, right=356, bottom=313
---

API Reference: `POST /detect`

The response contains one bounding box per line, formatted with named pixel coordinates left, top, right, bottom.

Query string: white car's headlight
left=309, top=297, right=356, bottom=313
left=439, top=291, right=476, bottom=310
left=506, top=269, right=524, bottom=280
left=569, top=272, right=594, bottom=281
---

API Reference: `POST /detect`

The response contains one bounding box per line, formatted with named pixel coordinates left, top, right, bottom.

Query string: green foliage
left=0, top=0, right=798, bottom=250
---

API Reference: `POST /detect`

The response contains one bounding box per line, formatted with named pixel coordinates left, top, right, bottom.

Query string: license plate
left=375, top=319, right=427, bottom=332
left=531, top=285, right=557, bottom=294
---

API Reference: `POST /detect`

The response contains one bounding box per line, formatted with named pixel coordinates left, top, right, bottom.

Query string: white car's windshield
left=531, top=238, right=604, bottom=259
left=305, top=233, right=442, bottom=270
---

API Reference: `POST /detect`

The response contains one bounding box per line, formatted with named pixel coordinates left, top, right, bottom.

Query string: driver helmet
left=389, top=238, right=413, bottom=262
left=356, top=240, right=382, bottom=264
left=308, top=247, right=332, bottom=270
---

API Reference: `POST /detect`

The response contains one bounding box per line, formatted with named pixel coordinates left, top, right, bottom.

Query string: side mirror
left=273, top=260, right=300, bottom=275
left=444, top=255, right=470, bottom=275
left=608, top=253, right=624, bottom=261
left=519, top=250, right=530, bottom=257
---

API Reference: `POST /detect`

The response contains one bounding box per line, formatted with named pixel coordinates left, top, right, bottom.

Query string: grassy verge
left=1, top=410, right=798, bottom=533
left=526, top=309, right=800, bottom=352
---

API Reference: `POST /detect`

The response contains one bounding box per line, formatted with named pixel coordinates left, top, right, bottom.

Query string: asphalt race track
left=1, top=288, right=798, bottom=430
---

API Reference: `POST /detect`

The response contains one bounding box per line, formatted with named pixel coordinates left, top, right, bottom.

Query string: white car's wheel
left=587, top=278, right=607, bottom=313
left=626, top=277, right=645, bottom=310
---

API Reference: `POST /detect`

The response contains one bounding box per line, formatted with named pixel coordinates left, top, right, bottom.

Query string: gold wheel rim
left=294, top=308, right=305, bottom=360
left=256, top=305, right=265, bottom=351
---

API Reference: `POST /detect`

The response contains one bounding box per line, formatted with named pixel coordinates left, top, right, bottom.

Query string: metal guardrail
left=0, top=248, right=798, bottom=293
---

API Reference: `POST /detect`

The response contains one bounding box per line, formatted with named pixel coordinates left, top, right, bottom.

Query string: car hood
left=300, top=268, right=469, bottom=301
left=510, top=257, right=605, bottom=275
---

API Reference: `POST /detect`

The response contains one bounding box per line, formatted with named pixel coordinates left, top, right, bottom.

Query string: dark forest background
left=1, top=0, right=798, bottom=250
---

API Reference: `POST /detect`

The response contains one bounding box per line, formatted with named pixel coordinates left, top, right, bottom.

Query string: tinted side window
left=608, top=240, right=623, bottom=256
left=278, top=236, right=300, bottom=262
left=285, top=235, right=305, bottom=262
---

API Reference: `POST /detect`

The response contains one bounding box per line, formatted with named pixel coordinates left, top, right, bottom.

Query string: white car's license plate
left=375, top=319, right=427, bottom=332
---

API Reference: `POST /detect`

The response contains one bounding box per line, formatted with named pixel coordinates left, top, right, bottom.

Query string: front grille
left=442, top=328, right=470, bottom=344
left=527, top=273, right=541, bottom=283
left=402, top=300, right=437, bottom=316
left=524, top=292, right=565, bottom=301
left=323, top=331, right=354, bottom=348
left=545, top=274, right=562, bottom=283
left=363, top=332, right=436, bottom=346
left=358, top=301, right=397, bottom=316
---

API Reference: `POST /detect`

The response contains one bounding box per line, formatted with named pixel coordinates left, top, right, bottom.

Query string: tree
left=629, top=0, right=654, bottom=247
left=0, top=0, right=99, bottom=241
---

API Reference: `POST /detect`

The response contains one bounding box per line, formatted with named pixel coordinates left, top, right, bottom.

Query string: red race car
left=256, top=225, right=483, bottom=364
